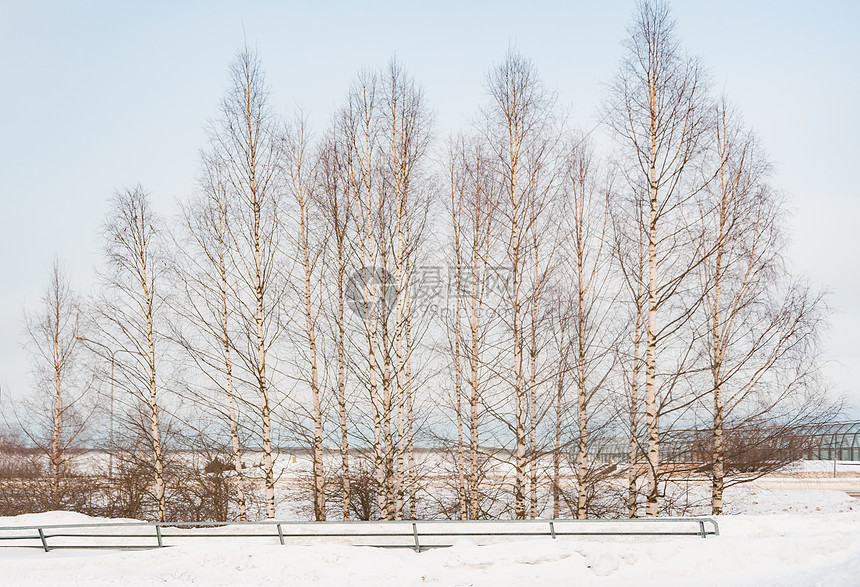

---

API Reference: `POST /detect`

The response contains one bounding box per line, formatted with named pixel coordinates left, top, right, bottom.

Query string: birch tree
left=23, top=260, right=87, bottom=508
left=447, top=139, right=469, bottom=520
left=549, top=296, right=572, bottom=519
left=459, top=142, right=498, bottom=520
left=174, top=152, right=249, bottom=521
left=605, top=0, right=710, bottom=516
left=380, top=60, right=431, bottom=518
left=562, top=139, right=616, bottom=519
left=210, top=48, right=283, bottom=518
left=340, top=70, right=387, bottom=517
left=96, top=186, right=167, bottom=522
left=612, top=199, right=648, bottom=517
left=446, top=135, right=497, bottom=520
left=335, top=61, right=430, bottom=520
left=283, top=118, right=327, bottom=520
left=481, top=49, right=557, bottom=519
left=699, top=99, right=829, bottom=514
left=317, top=133, right=353, bottom=519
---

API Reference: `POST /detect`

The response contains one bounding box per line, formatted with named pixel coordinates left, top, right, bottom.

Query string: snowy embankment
left=0, top=488, right=857, bottom=586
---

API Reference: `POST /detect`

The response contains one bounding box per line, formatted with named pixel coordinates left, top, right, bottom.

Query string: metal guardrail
left=0, top=517, right=719, bottom=553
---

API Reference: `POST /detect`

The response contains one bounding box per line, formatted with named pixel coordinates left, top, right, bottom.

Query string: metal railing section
left=0, top=517, right=719, bottom=553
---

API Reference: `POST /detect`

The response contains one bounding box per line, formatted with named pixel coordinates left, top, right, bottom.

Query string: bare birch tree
left=340, top=70, right=387, bottom=518
left=210, top=48, right=283, bottom=518
left=283, top=117, right=327, bottom=520
left=447, top=139, right=469, bottom=520
left=562, top=139, right=616, bottom=519
left=446, top=135, right=496, bottom=520
left=23, top=259, right=88, bottom=508
left=605, top=0, right=710, bottom=516
left=333, top=61, right=430, bottom=520
left=96, top=186, right=167, bottom=522
left=379, top=60, right=431, bottom=518
left=698, top=99, right=829, bottom=514
left=549, top=296, right=571, bottom=519
left=317, top=133, right=353, bottom=519
left=612, top=198, right=648, bottom=517
left=174, top=152, right=249, bottom=521
left=481, top=49, right=558, bottom=519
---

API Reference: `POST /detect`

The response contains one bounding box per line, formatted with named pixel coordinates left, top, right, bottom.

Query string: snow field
left=0, top=487, right=858, bottom=586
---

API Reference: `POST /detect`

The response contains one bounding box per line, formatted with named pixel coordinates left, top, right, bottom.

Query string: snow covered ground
left=0, top=486, right=858, bottom=586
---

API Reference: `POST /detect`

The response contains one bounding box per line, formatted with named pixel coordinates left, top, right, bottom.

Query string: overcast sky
left=1, top=0, right=858, bottom=415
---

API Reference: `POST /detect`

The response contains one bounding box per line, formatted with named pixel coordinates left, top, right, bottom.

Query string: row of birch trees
left=11, top=0, right=834, bottom=522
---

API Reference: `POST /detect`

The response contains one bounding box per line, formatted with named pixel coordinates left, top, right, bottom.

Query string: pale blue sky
left=1, top=1, right=858, bottom=413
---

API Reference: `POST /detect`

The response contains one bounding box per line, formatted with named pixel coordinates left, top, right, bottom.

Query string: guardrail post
left=549, top=521, right=556, bottom=539
left=698, top=520, right=706, bottom=538
left=277, top=524, right=284, bottom=545
left=412, top=522, right=420, bottom=553
left=38, top=528, right=50, bottom=552
left=156, top=525, right=163, bottom=548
